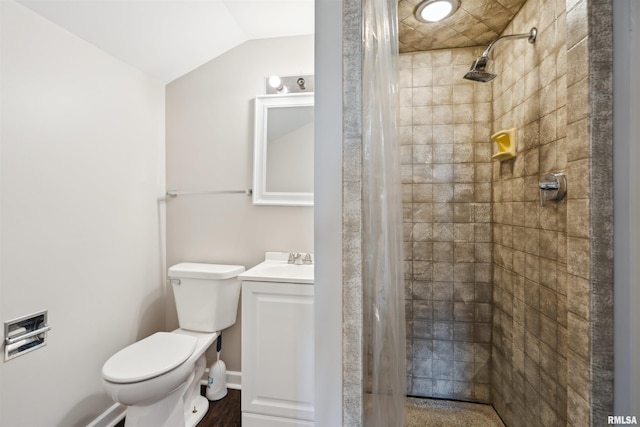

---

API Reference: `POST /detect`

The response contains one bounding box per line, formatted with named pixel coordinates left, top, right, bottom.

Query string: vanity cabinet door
left=241, top=280, right=314, bottom=424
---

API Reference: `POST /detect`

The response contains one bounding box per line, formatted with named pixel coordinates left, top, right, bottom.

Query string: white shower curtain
left=362, top=0, right=407, bottom=422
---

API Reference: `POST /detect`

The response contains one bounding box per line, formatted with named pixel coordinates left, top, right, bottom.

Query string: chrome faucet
left=288, top=252, right=312, bottom=265
left=288, top=252, right=303, bottom=265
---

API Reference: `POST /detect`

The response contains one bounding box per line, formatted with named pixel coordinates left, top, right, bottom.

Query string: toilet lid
left=102, top=332, right=197, bottom=383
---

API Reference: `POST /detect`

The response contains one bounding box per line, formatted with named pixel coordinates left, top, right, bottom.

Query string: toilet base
left=123, top=381, right=187, bottom=427
left=104, top=330, right=219, bottom=427
left=122, top=352, right=212, bottom=427
left=185, top=395, right=209, bottom=427
left=123, top=383, right=210, bottom=427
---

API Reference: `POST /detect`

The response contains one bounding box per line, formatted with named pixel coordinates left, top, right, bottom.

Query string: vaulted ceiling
left=18, top=0, right=527, bottom=83
left=398, top=0, right=528, bottom=52
left=17, top=0, right=314, bottom=83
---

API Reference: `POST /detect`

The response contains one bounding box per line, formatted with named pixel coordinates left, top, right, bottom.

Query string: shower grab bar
left=166, top=189, right=252, bottom=198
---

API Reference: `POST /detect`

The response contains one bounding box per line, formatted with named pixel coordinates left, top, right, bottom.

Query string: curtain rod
left=166, top=189, right=252, bottom=198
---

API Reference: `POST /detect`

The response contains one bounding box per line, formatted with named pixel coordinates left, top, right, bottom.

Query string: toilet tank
left=168, top=263, right=245, bottom=332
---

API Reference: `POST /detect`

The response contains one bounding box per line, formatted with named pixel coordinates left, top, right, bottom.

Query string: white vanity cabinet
left=241, top=278, right=314, bottom=427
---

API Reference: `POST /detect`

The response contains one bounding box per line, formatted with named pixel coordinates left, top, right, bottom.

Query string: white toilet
left=101, top=262, right=244, bottom=427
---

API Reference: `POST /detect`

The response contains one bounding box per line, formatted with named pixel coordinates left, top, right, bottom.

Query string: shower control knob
left=538, top=173, right=567, bottom=207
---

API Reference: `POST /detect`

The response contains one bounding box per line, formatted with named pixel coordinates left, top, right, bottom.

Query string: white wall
left=0, top=2, right=166, bottom=426
left=614, top=0, right=640, bottom=416
left=314, top=0, right=344, bottom=423
left=165, top=35, right=314, bottom=372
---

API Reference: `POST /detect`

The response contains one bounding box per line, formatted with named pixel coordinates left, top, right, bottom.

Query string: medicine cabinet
left=253, top=93, right=314, bottom=206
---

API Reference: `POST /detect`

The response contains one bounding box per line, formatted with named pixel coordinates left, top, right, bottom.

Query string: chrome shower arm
left=481, top=27, right=537, bottom=58
left=463, top=26, right=537, bottom=83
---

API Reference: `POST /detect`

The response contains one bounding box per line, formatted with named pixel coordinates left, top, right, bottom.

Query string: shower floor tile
left=407, top=397, right=505, bottom=427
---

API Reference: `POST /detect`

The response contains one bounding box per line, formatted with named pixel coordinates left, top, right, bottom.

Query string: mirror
left=253, top=93, right=314, bottom=206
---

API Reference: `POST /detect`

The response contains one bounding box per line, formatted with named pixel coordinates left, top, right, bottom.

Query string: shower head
left=463, top=27, right=537, bottom=83
left=463, top=56, right=497, bottom=82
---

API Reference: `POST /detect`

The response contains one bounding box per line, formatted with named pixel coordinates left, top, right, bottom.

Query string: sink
left=239, top=252, right=314, bottom=284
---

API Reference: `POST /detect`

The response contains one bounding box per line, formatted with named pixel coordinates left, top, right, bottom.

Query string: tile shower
left=398, top=0, right=604, bottom=425
left=400, top=46, right=494, bottom=402
left=342, top=0, right=613, bottom=424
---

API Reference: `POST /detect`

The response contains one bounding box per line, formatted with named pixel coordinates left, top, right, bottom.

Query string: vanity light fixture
left=268, top=75, right=286, bottom=93
left=265, top=75, right=315, bottom=94
left=415, top=0, right=459, bottom=23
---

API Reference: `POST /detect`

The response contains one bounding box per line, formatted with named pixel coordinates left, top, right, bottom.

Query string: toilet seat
left=102, top=332, right=197, bottom=383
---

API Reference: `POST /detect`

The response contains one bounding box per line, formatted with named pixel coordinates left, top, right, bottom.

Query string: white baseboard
left=226, top=370, right=242, bottom=390
left=89, top=371, right=242, bottom=426
left=86, top=402, right=126, bottom=427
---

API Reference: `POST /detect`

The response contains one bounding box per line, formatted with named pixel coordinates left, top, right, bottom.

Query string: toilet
left=101, top=262, right=244, bottom=427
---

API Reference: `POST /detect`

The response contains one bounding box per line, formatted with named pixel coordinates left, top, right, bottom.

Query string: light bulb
left=416, top=0, right=458, bottom=23
left=268, top=76, right=282, bottom=90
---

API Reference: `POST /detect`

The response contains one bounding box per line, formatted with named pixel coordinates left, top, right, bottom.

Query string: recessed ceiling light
left=415, top=0, right=460, bottom=23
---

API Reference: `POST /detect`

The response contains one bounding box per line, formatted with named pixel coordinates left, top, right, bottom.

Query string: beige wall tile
left=566, top=0, right=588, bottom=48
left=567, top=77, right=589, bottom=124
left=403, top=47, right=495, bottom=402
left=566, top=159, right=590, bottom=199
left=566, top=236, right=589, bottom=279
left=397, top=0, right=599, bottom=418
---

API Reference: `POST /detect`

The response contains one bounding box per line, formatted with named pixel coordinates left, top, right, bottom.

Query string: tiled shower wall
left=399, top=47, right=494, bottom=402
left=343, top=0, right=611, bottom=424
left=490, top=0, right=575, bottom=425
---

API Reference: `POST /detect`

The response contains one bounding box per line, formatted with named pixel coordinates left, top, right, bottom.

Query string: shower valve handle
left=539, top=182, right=559, bottom=190
left=538, top=173, right=567, bottom=207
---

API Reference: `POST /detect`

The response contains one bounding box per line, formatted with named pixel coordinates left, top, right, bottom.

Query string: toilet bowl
left=101, top=263, right=244, bottom=427
left=102, top=330, right=216, bottom=427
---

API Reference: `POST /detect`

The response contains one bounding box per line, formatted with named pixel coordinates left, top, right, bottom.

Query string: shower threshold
left=407, top=397, right=505, bottom=427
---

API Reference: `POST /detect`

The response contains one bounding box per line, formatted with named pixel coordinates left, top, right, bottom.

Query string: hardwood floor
left=114, top=388, right=241, bottom=427
left=198, top=388, right=241, bottom=427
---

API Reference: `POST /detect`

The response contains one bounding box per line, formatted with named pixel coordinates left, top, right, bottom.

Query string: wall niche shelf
left=491, top=128, right=516, bottom=161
